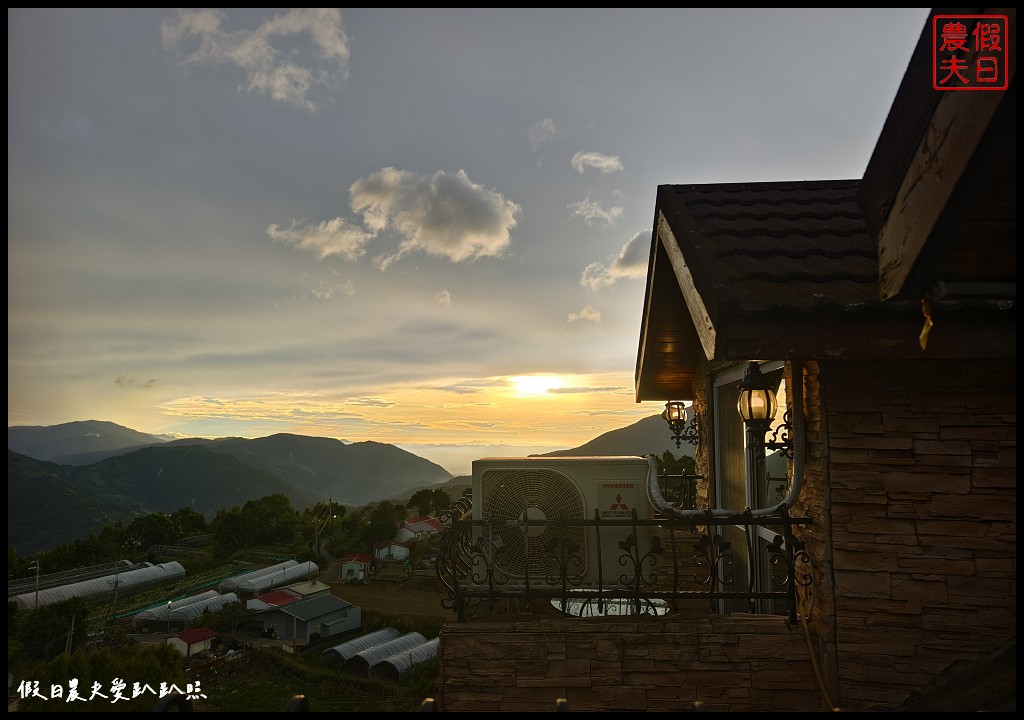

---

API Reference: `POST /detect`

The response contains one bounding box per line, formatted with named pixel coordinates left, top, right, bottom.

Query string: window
left=712, top=361, right=789, bottom=615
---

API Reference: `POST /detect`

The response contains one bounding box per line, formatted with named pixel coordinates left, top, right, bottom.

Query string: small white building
left=336, top=553, right=372, bottom=582
left=372, top=539, right=410, bottom=563
left=166, top=627, right=217, bottom=658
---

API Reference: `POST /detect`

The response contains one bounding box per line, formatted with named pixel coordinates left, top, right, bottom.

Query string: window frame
left=711, top=360, right=789, bottom=615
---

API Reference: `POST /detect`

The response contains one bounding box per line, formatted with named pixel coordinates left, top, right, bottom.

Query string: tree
left=203, top=599, right=247, bottom=637
left=170, top=506, right=208, bottom=537
left=242, top=493, right=300, bottom=545
left=326, top=513, right=367, bottom=558
left=409, top=489, right=434, bottom=517
left=658, top=450, right=696, bottom=476
left=125, top=513, right=178, bottom=553
left=211, top=506, right=252, bottom=557
left=430, top=489, right=452, bottom=515
left=364, top=502, right=402, bottom=545
left=13, top=596, right=89, bottom=662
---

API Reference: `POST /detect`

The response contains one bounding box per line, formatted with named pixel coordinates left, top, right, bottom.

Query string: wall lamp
left=737, top=361, right=793, bottom=460
left=662, top=400, right=702, bottom=451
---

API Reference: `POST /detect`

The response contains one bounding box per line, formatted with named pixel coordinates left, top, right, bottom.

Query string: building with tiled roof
left=393, top=515, right=444, bottom=544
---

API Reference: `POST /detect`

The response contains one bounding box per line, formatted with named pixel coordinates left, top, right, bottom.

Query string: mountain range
left=8, top=417, right=692, bottom=555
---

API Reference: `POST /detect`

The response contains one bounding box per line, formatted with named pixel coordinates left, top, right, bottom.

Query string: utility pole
left=66, top=614, right=75, bottom=655
left=313, top=497, right=332, bottom=565
left=30, top=559, right=41, bottom=610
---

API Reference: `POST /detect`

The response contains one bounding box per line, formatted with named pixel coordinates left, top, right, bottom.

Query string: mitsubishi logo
left=609, top=494, right=628, bottom=511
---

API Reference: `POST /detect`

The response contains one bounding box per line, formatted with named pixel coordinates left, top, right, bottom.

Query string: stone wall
left=438, top=613, right=822, bottom=712
left=822, top=358, right=1017, bottom=711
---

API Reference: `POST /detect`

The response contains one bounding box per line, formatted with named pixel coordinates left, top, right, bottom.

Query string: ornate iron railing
left=436, top=494, right=812, bottom=626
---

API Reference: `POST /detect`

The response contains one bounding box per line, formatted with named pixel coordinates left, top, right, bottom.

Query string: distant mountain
left=537, top=414, right=695, bottom=458
left=8, top=420, right=167, bottom=462
left=7, top=450, right=151, bottom=558
left=8, top=424, right=454, bottom=555
left=158, top=433, right=454, bottom=506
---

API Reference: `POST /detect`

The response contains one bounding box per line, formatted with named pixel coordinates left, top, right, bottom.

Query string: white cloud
left=267, top=217, right=374, bottom=261
left=161, top=8, right=351, bottom=112
left=580, top=230, right=650, bottom=290
left=566, top=305, right=602, bottom=324
left=570, top=151, right=623, bottom=175
left=529, top=118, right=557, bottom=151
left=436, top=290, right=452, bottom=308
left=311, top=276, right=355, bottom=300
left=568, top=196, right=624, bottom=227
left=351, top=167, right=520, bottom=269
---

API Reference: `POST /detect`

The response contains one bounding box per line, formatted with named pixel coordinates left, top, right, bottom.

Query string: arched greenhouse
left=12, top=562, right=186, bottom=610
left=321, top=627, right=401, bottom=666
left=235, top=561, right=318, bottom=595
left=344, top=632, right=427, bottom=676
left=218, top=560, right=298, bottom=593
left=134, top=590, right=221, bottom=624
left=371, top=638, right=440, bottom=683
left=133, top=590, right=239, bottom=627
left=167, top=592, right=239, bottom=626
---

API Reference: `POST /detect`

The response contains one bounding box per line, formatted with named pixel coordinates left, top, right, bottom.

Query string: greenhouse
left=7, top=560, right=140, bottom=597
left=12, top=562, right=186, bottom=610
left=320, top=627, right=401, bottom=666
left=167, top=592, right=239, bottom=626
left=371, top=638, right=440, bottom=684
left=235, top=561, right=318, bottom=595
left=132, top=590, right=239, bottom=627
left=134, top=590, right=220, bottom=624
left=218, top=560, right=298, bottom=593
left=344, top=632, right=427, bottom=676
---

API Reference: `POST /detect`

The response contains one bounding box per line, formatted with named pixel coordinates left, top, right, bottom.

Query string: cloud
left=546, top=385, right=622, bottom=395
left=580, top=230, right=650, bottom=290
left=351, top=167, right=521, bottom=269
left=115, top=375, right=157, bottom=388
left=161, top=8, right=351, bottom=112
left=571, top=151, right=623, bottom=175
left=529, top=118, right=557, bottom=151
left=568, top=196, right=624, bottom=227
left=566, top=305, right=602, bottom=324
left=267, top=217, right=374, bottom=261
left=310, top=276, right=356, bottom=300
left=348, top=397, right=395, bottom=408
left=436, top=290, right=452, bottom=308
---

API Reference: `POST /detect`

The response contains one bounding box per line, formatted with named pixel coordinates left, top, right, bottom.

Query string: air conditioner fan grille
left=479, top=468, right=586, bottom=579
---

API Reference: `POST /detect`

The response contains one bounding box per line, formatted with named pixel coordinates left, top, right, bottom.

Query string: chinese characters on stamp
left=932, top=14, right=1009, bottom=90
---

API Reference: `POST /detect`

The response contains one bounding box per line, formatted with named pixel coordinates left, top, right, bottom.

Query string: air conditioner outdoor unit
left=469, top=455, right=661, bottom=589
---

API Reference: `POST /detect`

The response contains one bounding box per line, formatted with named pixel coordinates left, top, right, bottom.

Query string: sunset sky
left=8, top=8, right=930, bottom=475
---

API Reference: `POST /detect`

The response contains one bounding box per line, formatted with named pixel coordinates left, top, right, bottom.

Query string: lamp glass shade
left=663, top=400, right=686, bottom=423
left=737, top=388, right=777, bottom=423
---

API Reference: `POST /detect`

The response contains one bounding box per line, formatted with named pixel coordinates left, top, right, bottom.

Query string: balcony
left=435, top=473, right=812, bottom=625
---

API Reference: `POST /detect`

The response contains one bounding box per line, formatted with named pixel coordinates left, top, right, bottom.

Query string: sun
left=508, top=374, right=563, bottom=397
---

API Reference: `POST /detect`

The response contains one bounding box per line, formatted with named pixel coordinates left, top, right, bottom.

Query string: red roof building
left=166, top=627, right=217, bottom=658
